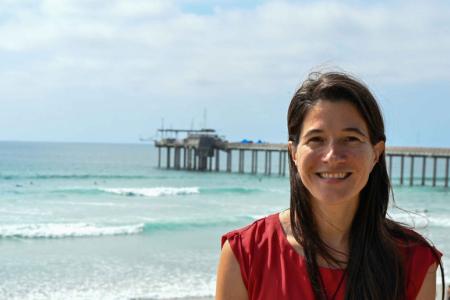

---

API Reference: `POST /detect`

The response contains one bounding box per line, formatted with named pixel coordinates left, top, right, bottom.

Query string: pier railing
left=155, top=140, right=450, bottom=188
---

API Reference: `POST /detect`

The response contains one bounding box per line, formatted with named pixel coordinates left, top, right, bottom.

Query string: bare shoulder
left=415, top=263, right=438, bottom=300
left=279, top=210, right=304, bottom=255
left=279, top=209, right=289, bottom=225
left=216, top=240, right=248, bottom=300
left=279, top=209, right=293, bottom=237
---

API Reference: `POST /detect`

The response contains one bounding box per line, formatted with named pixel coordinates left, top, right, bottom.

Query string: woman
left=216, top=71, right=443, bottom=299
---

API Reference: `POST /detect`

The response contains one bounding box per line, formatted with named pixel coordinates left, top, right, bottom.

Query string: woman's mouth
left=316, top=172, right=352, bottom=179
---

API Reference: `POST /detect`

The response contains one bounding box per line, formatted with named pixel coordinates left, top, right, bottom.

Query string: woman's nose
left=321, top=142, right=347, bottom=163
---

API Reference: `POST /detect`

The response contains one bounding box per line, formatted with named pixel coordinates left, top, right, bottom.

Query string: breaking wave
left=0, top=215, right=259, bottom=239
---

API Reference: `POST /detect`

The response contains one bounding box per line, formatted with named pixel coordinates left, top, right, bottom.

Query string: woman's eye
left=307, top=137, right=324, bottom=144
left=345, top=136, right=361, bottom=142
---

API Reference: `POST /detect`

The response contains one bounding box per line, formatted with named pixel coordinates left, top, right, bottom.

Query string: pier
left=386, top=147, right=450, bottom=188
left=155, top=129, right=450, bottom=188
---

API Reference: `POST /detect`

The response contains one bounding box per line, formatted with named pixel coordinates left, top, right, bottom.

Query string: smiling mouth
left=316, top=172, right=352, bottom=179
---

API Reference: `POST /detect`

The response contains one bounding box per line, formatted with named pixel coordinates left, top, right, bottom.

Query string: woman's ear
left=373, top=141, right=385, bottom=165
left=288, top=141, right=297, bottom=166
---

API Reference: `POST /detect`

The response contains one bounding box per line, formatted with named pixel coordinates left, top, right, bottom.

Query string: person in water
left=216, top=71, right=443, bottom=300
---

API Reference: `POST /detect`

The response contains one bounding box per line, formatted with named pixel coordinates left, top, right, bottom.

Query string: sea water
left=0, top=141, right=449, bottom=299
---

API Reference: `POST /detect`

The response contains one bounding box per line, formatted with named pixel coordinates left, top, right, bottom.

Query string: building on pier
left=155, top=129, right=227, bottom=171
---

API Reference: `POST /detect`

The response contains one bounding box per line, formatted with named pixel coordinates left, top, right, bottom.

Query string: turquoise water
left=0, top=141, right=449, bottom=299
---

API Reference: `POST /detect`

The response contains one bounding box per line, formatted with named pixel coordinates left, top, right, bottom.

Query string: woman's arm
left=415, top=263, right=437, bottom=300
left=215, top=240, right=249, bottom=300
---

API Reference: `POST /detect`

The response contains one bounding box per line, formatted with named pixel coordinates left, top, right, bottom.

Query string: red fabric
left=221, top=213, right=441, bottom=300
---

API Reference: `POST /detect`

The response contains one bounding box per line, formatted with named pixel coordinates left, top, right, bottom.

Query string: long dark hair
left=287, top=71, right=444, bottom=300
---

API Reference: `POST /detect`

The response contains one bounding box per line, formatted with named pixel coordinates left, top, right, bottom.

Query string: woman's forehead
left=300, top=100, right=369, bottom=135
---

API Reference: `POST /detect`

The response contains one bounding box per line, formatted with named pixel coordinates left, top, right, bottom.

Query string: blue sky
left=0, top=0, right=449, bottom=147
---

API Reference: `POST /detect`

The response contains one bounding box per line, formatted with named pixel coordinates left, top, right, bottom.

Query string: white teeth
left=319, top=172, right=348, bottom=179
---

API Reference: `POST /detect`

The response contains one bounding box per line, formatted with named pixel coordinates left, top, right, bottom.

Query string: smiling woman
left=216, top=71, right=444, bottom=300
left=291, top=100, right=384, bottom=209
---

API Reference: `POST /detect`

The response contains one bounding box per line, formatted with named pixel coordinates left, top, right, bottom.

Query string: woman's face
left=289, top=100, right=384, bottom=208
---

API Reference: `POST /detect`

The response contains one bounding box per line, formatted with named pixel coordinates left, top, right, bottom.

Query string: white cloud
left=109, top=0, right=176, bottom=17
left=0, top=0, right=448, bottom=91
left=0, top=0, right=449, bottom=142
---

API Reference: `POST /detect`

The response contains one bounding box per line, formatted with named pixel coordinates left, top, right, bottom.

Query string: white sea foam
left=428, top=216, right=450, bottom=227
left=3, top=272, right=215, bottom=300
left=50, top=200, right=128, bottom=207
left=389, top=211, right=450, bottom=228
left=0, top=223, right=144, bottom=239
left=389, top=211, right=430, bottom=228
left=0, top=208, right=52, bottom=216
left=247, top=214, right=267, bottom=221
left=101, top=187, right=200, bottom=197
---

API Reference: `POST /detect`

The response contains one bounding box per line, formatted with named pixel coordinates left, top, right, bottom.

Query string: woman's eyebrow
left=302, top=127, right=369, bottom=138
left=342, top=127, right=368, bottom=137
left=302, top=129, right=323, bottom=138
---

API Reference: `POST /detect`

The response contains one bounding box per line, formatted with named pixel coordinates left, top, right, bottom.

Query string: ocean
left=0, top=141, right=449, bottom=299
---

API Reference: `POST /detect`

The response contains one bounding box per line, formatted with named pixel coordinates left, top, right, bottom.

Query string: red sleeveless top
left=221, top=213, right=441, bottom=300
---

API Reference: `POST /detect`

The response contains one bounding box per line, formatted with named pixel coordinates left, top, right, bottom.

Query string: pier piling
left=445, top=157, right=449, bottom=188
left=239, top=150, right=244, bottom=173
left=166, top=147, right=171, bottom=169
left=400, top=155, right=404, bottom=185
left=186, top=148, right=190, bottom=170
left=193, top=149, right=197, bottom=170
left=158, top=147, right=161, bottom=168
left=422, top=156, right=426, bottom=186
left=410, top=156, right=414, bottom=186
left=388, top=155, right=393, bottom=178
left=268, top=151, right=272, bottom=175
left=251, top=150, right=257, bottom=174
left=264, top=152, right=267, bottom=175
left=433, top=157, right=437, bottom=187
left=264, top=151, right=272, bottom=175
left=215, top=149, right=220, bottom=172
left=278, top=151, right=282, bottom=176
left=227, top=150, right=232, bottom=172
left=174, top=147, right=181, bottom=170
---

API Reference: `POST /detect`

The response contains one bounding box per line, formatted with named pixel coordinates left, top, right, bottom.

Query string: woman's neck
left=311, top=199, right=359, bottom=255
